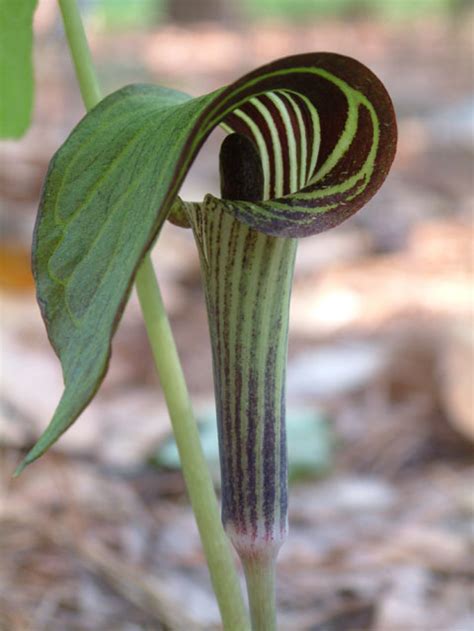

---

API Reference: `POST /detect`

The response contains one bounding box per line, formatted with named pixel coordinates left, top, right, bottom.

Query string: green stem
left=56, top=1, right=249, bottom=628
left=242, top=554, right=277, bottom=631
left=58, top=0, right=101, bottom=110
left=136, top=257, right=248, bottom=630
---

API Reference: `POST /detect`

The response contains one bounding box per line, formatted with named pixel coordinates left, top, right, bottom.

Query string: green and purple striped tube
left=187, top=196, right=296, bottom=559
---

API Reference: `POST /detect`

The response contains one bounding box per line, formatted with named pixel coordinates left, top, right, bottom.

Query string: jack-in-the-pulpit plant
left=9, top=3, right=397, bottom=624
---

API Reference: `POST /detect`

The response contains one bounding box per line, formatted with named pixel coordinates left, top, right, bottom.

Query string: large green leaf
left=0, top=0, right=37, bottom=138
left=18, top=53, right=396, bottom=472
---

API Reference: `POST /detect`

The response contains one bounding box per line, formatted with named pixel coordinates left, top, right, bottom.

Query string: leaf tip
left=13, top=460, right=28, bottom=478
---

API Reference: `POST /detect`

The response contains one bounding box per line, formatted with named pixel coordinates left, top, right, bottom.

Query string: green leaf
left=20, top=84, right=207, bottom=471
left=0, top=0, right=37, bottom=138
left=18, top=53, right=396, bottom=472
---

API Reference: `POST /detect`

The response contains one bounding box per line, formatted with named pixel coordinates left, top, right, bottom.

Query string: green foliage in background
left=0, top=0, right=37, bottom=138
left=87, top=0, right=465, bottom=29
left=244, top=0, right=463, bottom=20
left=90, top=0, right=164, bottom=29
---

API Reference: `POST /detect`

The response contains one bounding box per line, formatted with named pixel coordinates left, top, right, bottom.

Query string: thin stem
left=136, top=257, right=248, bottom=630
left=58, top=0, right=101, bottom=110
left=242, top=554, right=277, bottom=631
left=56, top=1, right=249, bottom=628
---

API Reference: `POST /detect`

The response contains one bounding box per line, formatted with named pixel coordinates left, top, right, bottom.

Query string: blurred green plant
left=244, top=0, right=462, bottom=21
left=0, top=0, right=37, bottom=138
left=67, top=0, right=466, bottom=32
left=90, top=0, right=164, bottom=29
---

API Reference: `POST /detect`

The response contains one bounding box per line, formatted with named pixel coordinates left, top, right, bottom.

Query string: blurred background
left=1, top=1, right=473, bottom=629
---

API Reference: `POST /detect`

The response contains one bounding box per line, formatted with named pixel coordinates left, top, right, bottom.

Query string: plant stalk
left=58, top=0, right=101, bottom=111
left=242, top=553, right=277, bottom=631
left=135, top=257, right=248, bottom=630
left=56, top=1, right=249, bottom=628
